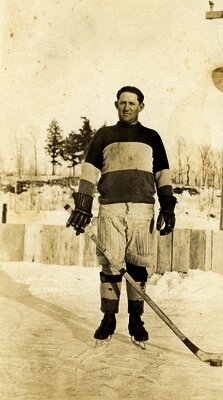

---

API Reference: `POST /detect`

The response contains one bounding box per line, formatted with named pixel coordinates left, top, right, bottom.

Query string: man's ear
left=114, top=101, right=118, bottom=109
left=139, top=102, right=145, bottom=112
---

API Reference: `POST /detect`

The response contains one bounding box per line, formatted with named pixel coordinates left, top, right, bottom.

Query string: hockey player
left=67, top=86, right=176, bottom=343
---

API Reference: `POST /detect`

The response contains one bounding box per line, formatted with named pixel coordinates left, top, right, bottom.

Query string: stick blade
left=196, top=349, right=223, bottom=365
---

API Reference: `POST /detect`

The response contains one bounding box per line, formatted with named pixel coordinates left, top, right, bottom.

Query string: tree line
left=0, top=119, right=221, bottom=197
left=172, top=137, right=222, bottom=190
left=45, top=117, right=96, bottom=175
left=45, top=119, right=222, bottom=196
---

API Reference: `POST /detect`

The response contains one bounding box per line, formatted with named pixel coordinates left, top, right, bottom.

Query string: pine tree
left=61, top=131, right=83, bottom=175
left=45, top=119, right=63, bottom=175
left=78, top=117, right=95, bottom=159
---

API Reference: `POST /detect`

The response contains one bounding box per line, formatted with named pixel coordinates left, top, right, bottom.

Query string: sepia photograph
left=0, top=1, right=223, bottom=399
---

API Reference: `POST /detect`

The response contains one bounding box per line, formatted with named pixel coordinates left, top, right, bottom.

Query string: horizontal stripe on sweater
left=97, top=169, right=156, bottom=204
left=102, top=141, right=152, bottom=174
left=85, top=122, right=170, bottom=174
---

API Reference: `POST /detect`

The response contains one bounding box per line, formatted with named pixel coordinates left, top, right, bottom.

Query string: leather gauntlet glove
left=156, top=195, right=177, bottom=236
left=66, top=192, right=93, bottom=235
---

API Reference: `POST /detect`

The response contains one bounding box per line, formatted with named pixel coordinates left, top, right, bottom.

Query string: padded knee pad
left=126, top=262, right=148, bottom=282
left=100, top=271, right=123, bottom=283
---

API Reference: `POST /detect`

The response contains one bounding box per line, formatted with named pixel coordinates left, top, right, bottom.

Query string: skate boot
left=128, top=313, right=149, bottom=343
left=94, top=313, right=116, bottom=340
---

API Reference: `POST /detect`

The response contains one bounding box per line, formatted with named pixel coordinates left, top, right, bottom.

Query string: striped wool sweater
left=78, top=121, right=173, bottom=204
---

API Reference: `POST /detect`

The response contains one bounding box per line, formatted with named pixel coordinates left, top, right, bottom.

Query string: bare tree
left=198, top=144, right=211, bottom=187
left=29, top=127, right=39, bottom=176
left=15, top=135, right=24, bottom=178
left=175, top=137, right=194, bottom=186
left=213, top=150, right=222, bottom=190
left=207, top=149, right=222, bottom=203
left=186, top=155, right=191, bottom=186
left=177, top=138, right=184, bottom=184
left=0, top=153, right=5, bottom=176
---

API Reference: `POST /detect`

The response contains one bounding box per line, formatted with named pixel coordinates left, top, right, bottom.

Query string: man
left=67, top=86, right=176, bottom=343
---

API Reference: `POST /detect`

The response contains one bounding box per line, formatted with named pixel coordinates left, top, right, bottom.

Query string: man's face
left=115, top=92, right=144, bottom=125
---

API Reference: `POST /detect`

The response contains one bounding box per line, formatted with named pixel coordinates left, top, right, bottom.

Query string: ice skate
left=128, top=313, right=149, bottom=349
left=94, top=313, right=116, bottom=345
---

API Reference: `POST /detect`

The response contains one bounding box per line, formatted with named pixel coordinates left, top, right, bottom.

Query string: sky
left=0, top=0, right=223, bottom=172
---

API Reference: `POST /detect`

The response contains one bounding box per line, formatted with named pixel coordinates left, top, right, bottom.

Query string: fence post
left=1, top=203, right=7, bottom=223
left=220, top=149, right=223, bottom=230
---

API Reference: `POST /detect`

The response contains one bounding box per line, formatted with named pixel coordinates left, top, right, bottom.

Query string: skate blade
left=131, top=336, right=147, bottom=350
left=95, top=336, right=112, bottom=348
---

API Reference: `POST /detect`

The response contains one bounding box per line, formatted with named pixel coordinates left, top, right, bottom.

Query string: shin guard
left=100, top=272, right=122, bottom=314
left=126, top=262, right=148, bottom=315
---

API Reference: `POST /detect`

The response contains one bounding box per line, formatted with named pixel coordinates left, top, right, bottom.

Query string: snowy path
left=0, top=262, right=223, bottom=400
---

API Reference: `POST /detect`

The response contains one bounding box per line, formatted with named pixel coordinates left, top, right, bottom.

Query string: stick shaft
left=85, top=226, right=187, bottom=341
left=65, top=204, right=201, bottom=357
left=85, top=226, right=223, bottom=363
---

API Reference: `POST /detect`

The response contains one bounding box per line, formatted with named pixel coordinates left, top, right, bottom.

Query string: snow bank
left=149, top=269, right=223, bottom=301
left=2, top=262, right=223, bottom=302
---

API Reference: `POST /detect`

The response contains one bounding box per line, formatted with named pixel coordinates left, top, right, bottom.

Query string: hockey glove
left=156, top=195, right=177, bottom=236
left=66, top=192, right=93, bottom=235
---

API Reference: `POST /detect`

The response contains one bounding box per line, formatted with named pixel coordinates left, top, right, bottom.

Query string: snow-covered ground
left=0, top=186, right=222, bottom=398
left=0, top=262, right=223, bottom=400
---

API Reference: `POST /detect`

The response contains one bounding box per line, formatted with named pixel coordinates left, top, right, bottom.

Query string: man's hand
left=156, top=210, right=175, bottom=236
left=66, top=192, right=93, bottom=236
left=156, top=195, right=177, bottom=236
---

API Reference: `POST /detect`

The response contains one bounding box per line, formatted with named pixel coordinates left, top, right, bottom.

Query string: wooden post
left=172, top=229, right=190, bottom=273
left=190, top=230, right=206, bottom=270
left=220, top=150, right=223, bottom=230
left=156, top=233, right=172, bottom=274
left=206, top=11, right=223, bottom=19
left=1, top=203, right=7, bottom=223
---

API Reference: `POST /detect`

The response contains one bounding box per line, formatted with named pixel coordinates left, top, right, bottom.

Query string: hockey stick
left=64, top=204, right=223, bottom=366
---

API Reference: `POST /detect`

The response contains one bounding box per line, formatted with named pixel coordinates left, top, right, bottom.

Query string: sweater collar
left=116, top=121, right=142, bottom=128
